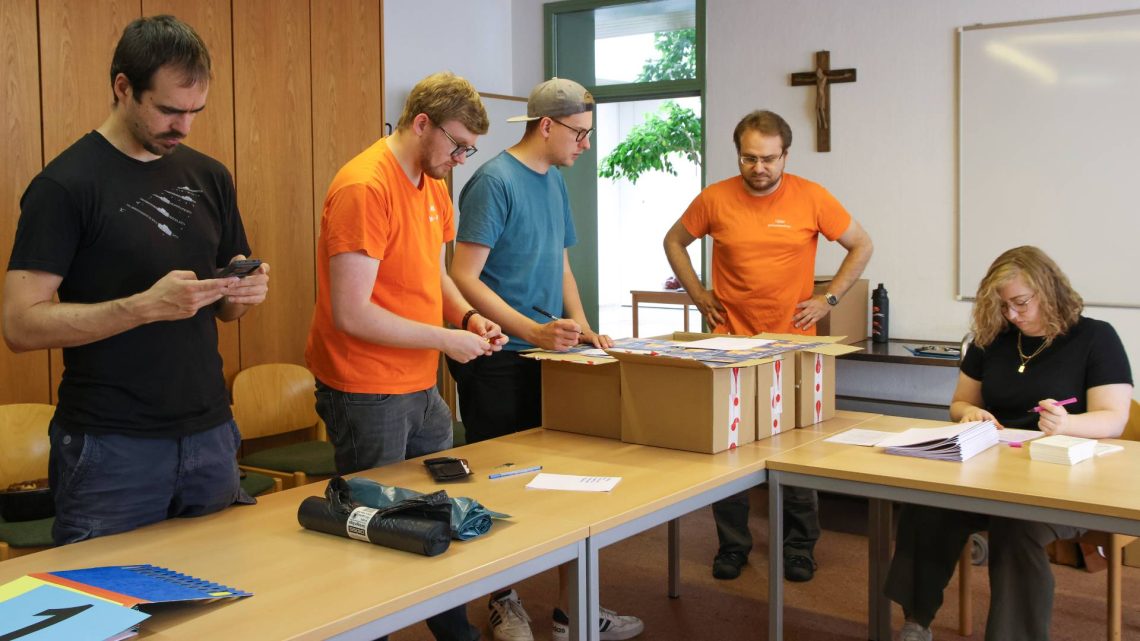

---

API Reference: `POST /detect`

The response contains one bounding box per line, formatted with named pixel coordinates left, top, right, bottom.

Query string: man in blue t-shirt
left=448, top=78, right=642, bottom=641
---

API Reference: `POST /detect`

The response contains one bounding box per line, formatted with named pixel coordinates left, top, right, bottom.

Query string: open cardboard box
left=813, top=277, right=869, bottom=345
left=752, top=333, right=862, bottom=427
left=520, top=350, right=621, bottom=439
left=606, top=332, right=774, bottom=454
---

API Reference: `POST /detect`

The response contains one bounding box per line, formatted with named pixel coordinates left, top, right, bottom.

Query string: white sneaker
left=897, top=621, right=932, bottom=641
left=488, top=590, right=533, bottom=641
left=552, top=606, right=644, bottom=641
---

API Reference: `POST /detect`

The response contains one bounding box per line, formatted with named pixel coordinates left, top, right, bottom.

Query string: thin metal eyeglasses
left=738, top=152, right=785, bottom=167
left=434, top=121, right=478, bottom=159
left=551, top=118, right=594, bottom=142
left=1000, top=294, right=1035, bottom=314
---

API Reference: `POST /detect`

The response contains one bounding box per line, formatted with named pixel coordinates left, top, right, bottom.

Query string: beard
left=743, top=169, right=782, bottom=194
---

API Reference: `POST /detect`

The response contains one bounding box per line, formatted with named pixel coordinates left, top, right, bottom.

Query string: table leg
left=632, top=296, right=640, bottom=338
left=682, top=304, right=690, bottom=332
left=768, top=473, right=785, bottom=641
left=566, top=541, right=588, bottom=641
left=867, top=498, right=893, bottom=641
left=585, top=537, right=601, bottom=641
left=668, top=518, right=681, bottom=598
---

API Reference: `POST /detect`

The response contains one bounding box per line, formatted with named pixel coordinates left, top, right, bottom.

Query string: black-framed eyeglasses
left=738, top=152, right=785, bottom=167
left=433, top=121, right=477, bottom=159
left=551, top=118, right=594, bottom=143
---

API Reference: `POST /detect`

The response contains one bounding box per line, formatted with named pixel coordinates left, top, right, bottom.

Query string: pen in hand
left=1029, top=397, right=1077, bottom=413
left=532, top=306, right=582, bottom=333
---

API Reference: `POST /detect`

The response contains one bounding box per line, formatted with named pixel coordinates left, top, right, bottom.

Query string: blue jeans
left=314, top=380, right=478, bottom=641
left=49, top=420, right=253, bottom=545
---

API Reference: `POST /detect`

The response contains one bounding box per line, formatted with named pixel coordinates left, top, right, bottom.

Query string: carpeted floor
left=392, top=488, right=1140, bottom=640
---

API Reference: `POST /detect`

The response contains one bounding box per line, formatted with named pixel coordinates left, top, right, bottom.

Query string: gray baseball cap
left=507, top=77, right=595, bottom=123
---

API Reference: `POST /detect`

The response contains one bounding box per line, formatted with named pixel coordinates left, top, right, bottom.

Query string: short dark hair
left=733, top=110, right=793, bottom=152
left=110, top=15, right=211, bottom=104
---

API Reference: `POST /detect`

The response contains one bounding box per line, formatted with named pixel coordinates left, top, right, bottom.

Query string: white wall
left=382, top=0, right=545, bottom=125
left=707, top=0, right=1140, bottom=374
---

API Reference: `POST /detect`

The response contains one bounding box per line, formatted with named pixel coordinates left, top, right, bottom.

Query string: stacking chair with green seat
left=234, top=364, right=336, bottom=489
left=0, top=403, right=57, bottom=561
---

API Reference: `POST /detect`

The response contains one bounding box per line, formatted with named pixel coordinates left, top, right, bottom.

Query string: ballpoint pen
left=532, top=306, right=582, bottom=333
left=488, top=465, right=542, bottom=479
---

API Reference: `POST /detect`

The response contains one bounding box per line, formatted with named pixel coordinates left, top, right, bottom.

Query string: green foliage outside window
left=599, top=28, right=702, bottom=185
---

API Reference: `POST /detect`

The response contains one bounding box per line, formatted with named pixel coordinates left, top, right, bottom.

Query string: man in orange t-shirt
left=664, top=110, right=873, bottom=584
left=305, top=72, right=506, bottom=641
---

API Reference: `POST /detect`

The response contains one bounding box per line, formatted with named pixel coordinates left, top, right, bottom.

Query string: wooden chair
left=957, top=398, right=1140, bottom=639
left=0, top=403, right=57, bottom=561
left=233, top=364, right=335, bottom=489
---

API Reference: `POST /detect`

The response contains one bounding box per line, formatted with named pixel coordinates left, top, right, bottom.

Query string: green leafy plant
left=598, top=101, right=701, bottom=184
left=599, top=28, right=701, bottom=184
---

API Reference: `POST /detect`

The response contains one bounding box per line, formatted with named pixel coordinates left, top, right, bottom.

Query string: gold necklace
left=1016, top=332, right=1048, bottom=373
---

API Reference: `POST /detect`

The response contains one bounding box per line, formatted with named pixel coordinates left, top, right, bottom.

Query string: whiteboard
left=957, top=10, right=1140, bottom=307
left=451, top=93, right=528, bottom=207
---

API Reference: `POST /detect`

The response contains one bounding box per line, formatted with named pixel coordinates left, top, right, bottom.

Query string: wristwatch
left=824, top=292, right=839, bottom=306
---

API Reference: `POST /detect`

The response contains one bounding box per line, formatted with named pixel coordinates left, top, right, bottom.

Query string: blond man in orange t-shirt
left=664, top=110, right=873, bottom=584
left=305, top=73, right=507, bottom=641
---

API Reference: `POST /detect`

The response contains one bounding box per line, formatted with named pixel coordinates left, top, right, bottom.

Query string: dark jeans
left=49, top=419, right=254, bottom=545
left=313, top=380, right=478, bottom=641
left=446, top=350, right=541, bottom=444
left=712, top=486, right=820, bottom=558
left=883, top=504, right=1084, bottom=640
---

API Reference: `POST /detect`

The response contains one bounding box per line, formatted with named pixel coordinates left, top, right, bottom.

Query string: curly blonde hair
left=396, top=71, right=488, bottom=135
left=971, top=246, right=1083, bottom=348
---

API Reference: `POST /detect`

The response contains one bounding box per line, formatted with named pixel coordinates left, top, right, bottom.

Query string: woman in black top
left=885, top=246, right=1133, bottom=641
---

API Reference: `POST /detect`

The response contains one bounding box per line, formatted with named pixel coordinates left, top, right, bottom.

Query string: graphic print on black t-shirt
left=121, top=186, right=206, bottom=238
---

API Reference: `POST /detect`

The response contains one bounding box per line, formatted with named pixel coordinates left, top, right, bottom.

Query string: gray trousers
left=712, top=485, right=820, bottom=557
left=884, top=504, right=1084, bottom=641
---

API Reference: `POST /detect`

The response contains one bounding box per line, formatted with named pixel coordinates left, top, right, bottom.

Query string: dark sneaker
left=784, top=553, right=817, bottom=582
left=712, top=551, right=748, bottom=580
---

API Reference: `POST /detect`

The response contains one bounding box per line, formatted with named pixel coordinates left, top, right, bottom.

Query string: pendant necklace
left=1016, top=332, right=1048, bottom=374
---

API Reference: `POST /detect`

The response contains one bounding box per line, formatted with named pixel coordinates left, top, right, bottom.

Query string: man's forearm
left=4, top=296, right=147, bottom=352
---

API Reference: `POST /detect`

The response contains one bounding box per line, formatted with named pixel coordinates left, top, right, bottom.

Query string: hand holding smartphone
left=215, top=259, right=262, bottom=278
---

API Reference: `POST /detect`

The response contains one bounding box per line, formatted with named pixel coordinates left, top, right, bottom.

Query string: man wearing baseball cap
left=448, top=78, right=643, bottom=641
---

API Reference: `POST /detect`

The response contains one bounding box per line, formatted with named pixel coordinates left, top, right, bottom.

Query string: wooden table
left=0, top=462, right=590, bottom=641
left=629, top=290, right=694, bottom=337
left=764, top=416, right=1140, bottom=641
left=0, top=411, right=880, bottom=641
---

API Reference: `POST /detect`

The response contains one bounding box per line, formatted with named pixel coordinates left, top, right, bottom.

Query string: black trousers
left=712, top=486, right=821, bottom=558
left=447, top=350, right=542, bottom=444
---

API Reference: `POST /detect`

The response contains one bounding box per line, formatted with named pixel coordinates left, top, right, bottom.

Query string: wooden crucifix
left=790, top=51, right=856, bottom=152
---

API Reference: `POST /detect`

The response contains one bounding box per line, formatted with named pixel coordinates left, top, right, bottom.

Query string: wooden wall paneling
left=310, top=0, right=384, bottom=260
left=233, top=0, right=314, bottom=367
left=38, top=0, right=140, bottom=403
left=144, top=0, right=242, bottom=387
left=0, top=0, right=51, bottom=404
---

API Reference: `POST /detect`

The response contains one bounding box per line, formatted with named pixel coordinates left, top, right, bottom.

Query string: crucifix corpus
left=790, top=51, right=856, bottom=152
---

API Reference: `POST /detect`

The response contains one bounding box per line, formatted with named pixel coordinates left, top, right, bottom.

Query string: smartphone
left=215, top=259, right=262, bottom=278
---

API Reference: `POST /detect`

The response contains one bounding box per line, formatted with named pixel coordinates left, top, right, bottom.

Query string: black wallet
left=423, top=457, right=472, bottom=481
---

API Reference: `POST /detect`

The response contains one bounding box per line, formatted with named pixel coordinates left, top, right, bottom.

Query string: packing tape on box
left=813, top=353, right=824, bottom=423
left=728, top=367, right=741, bottom=449
left=771, top=360, right=784, bottom=435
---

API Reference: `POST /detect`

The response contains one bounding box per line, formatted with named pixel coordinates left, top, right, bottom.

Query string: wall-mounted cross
left=790, top=51, right=857, bottom=152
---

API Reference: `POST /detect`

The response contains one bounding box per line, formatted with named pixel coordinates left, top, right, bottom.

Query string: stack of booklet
left=877, top=420, right=999, bottom=462
left=1029, top=434, right=1098, bottom=465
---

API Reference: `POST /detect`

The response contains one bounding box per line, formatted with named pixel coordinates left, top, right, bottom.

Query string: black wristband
left=461, top=309, right=479, bottom=331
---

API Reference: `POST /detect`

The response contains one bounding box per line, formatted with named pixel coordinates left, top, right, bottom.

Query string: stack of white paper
left=877, top=421, right=999, bottom=462
left=1029, top=434, right=1097, bottom=465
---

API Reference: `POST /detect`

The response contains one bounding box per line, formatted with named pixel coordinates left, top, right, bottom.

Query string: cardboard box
left=813, top=277, right=869, bottom=345
left=756, top=356, right=796, bottom=440
left=521, top=351, right=621, bottom=439
left=753, top=333, right=862, bottom=427
left=609, top=332, right=771, bottom=454
left=1124, top=538, right=1140, bottom=568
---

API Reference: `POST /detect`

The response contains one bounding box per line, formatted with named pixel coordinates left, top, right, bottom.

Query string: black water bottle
left=871, top=283, right=889, bottom=343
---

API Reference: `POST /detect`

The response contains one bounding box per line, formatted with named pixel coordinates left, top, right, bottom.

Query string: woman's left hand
left=1036, top=398, right=1070, bottom=435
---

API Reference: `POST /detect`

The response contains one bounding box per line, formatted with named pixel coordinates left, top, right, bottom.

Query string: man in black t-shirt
left=2, top=16, right=269, bottom=544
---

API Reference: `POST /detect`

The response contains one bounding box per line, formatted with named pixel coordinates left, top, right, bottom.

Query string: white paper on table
left=1096, top=443, right=1124, bottom=456
left=824, top=429, right=894, bottom=446
left=525, top=473, right=622, bottom=492
left=876, top=422, right=983, bottom=448
left=678, top=337, right=775, bottom=351
left=997, top=428, right=1044, bottom=444
left=576, top=348, right=610, bottom=357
